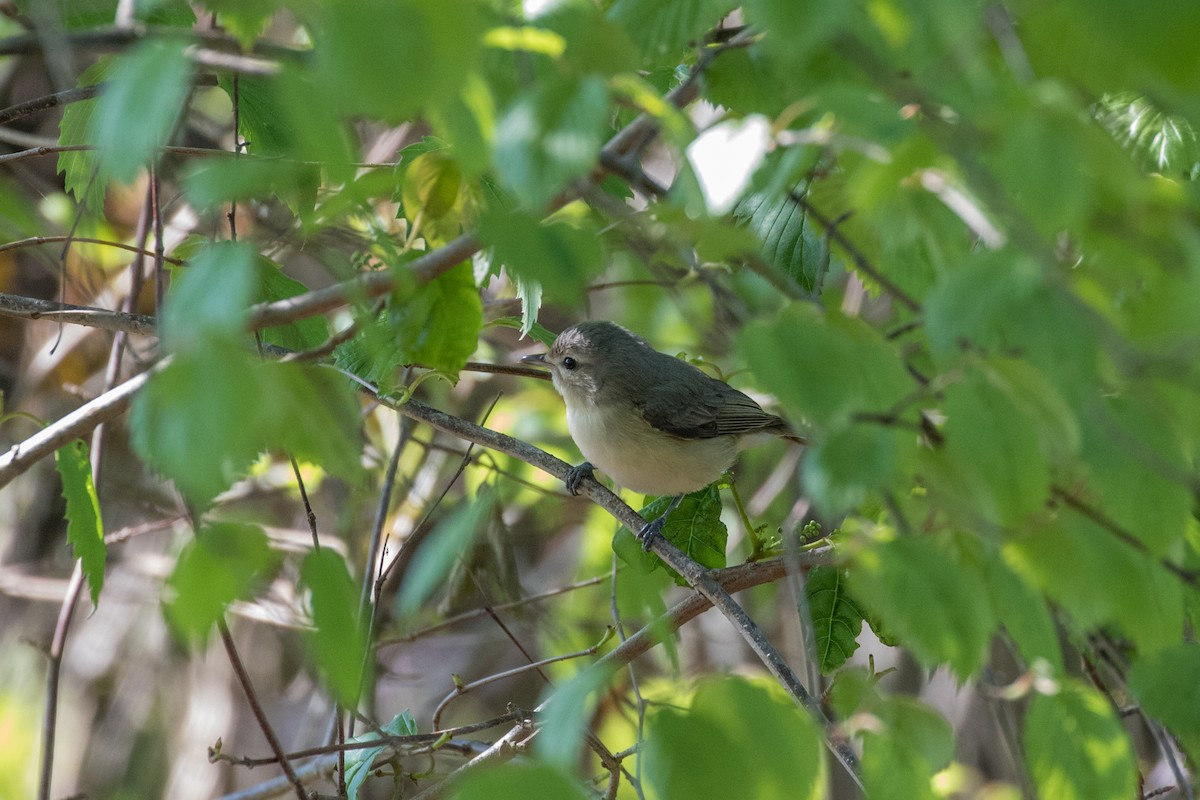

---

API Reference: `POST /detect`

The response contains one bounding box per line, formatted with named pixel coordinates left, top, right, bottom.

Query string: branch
left=0, top=25, right=306, bottom=62
left=789, top=192, right=922, bottom=313
left=0, top=74, right=218, bottom=127
left=388, top=396, right=861, bottom=787
left=407, top=556, right=832, bottom=800
left=0, top=292, right=157, bottom=335
left=218, top=619, right=308, bottom=800
left=0, top=360, right=166, bottom=490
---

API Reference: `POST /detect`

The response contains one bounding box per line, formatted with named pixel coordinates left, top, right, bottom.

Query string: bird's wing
left=638, top=372, right=786, bottom=440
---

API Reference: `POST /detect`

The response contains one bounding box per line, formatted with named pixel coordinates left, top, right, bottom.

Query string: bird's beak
left=521, top=353, right=548, bottom=365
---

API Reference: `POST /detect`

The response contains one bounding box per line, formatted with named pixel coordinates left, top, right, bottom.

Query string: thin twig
left=1052, top=485, right=1199, bottom=588
left=431, top=632, right=610, bottom=729
left=0, top=74, right=219, bottom=126
left=378, top=575, right=608, bottom=647
left=218, top=619, right=308, bottom=800
left=36, top=563, right=85, bottom=800
left=0, top=235, right=183, bottom=264
left=789, top=191, right=922, bottom=313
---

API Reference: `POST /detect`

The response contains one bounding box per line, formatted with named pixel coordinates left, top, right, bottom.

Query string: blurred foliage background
left=1, top=0, right=1199, bottom=798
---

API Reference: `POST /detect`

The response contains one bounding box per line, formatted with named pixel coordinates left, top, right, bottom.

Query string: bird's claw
left=638, top=516, right=666, bottom=551
left=564, top=462, right=595, bottom=496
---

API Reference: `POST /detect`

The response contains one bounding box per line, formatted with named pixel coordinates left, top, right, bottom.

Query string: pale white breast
left=566, top=400, right=738, bottom=496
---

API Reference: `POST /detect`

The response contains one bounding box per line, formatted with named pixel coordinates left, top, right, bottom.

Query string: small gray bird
left=523, top=321, right=801, bottom=538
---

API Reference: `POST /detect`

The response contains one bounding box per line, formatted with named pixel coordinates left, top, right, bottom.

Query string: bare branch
left=0, top=360, right=166, bottom=490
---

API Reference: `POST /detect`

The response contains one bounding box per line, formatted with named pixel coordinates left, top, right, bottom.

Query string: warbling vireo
left=523, top=321, right=802, bottom=539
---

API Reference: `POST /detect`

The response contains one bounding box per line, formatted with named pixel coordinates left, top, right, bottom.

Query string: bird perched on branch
left=523, top=321, right=802, bottom=541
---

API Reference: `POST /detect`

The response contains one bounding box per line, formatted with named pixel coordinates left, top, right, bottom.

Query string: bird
left=522, top=321, right=802, bottom=542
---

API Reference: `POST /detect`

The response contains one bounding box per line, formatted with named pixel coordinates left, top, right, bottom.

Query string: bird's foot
left=637, top=494, right=684, bottom=551
left=637, top=515, right=666, bottom=551
left=564, top=462, right=595, bottom=496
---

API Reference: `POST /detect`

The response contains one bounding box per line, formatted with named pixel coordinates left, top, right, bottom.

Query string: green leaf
left=256, top=259, right=330, bottom=352
left=400, top=150, right=467, bottom=243
left=607, top=0, right=730, bottom=60
left=978, top=551, right=1063, bottom=674
left=1095, top=92, right=1199, bottom=178
left=217, top=72, right=291, bottom=156
left=805, top=424, right=915, bottom=516
left=806, top=565, right=864, bottom=673
left=345, top=711, right=418, bottom=800
left=1128, top=644, right=1200, bottom=764
left=734, top=184, right=828, bottom=293
left=1004, top=516, right=1184, bottom=654
left=1023, top=681, right=1137, bottom=800
left=162, top=240, right=259, bottom=352
left=449, top=762, right=592, bottom=800
left=90, top=39, right=193, bottom=183
left=536, top=663, right=617, bottom=768
left=395, top=490, right=495, bottom=616
left=706, top=45, right=794, bottom=117
left=314, top=0, right=483, bottom=122
left=642, top=676, right=825, bottom=800
left=614, top=485, right=728, bottom=582
left=132, top=343, right=363, bottom=507
left=935, top=368, right=1050, bottom=526
left=300, top=549, right=371, bottom=706
left=739, top=304, right=914, bottom=428
left=487, top=315, right=555, bottom=347
left=532, top=0, right=638, bottom=77
left=993, top=91, right=1094, bottom=237
left=494, top=75, right=611, bottom=209
left=183, top=158, right=321, bottom=219
left=1079, top=396, right=1191, bottom=556
left=861, top=696, right=954, bottom=800
left=132, top=345, right=268, bottom=506
left=55, top=439, right=105, bottom=607
left=851, top=535, right=995, bottom=677
left=57, top=58, right=112, bottom=211
left=206, top=1, right=280, bottom=52
left=742, top=0, right=855, bottom=70
left=388, top=261, right=483, bottom=375
left=163, top=523, right=273, bottom=642
left=924, top=253, right=1100, bottom=404
left=427, top=73, right=495, bottom=178
left=478, top=207, right=604, bottom=304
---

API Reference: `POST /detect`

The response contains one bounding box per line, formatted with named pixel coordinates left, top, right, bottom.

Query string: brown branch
left=0, top=74, right=218, bottom=127
left=1051, top=485, right=1199, bottom=588
left=789, top=192, right=922, bottom=313
left=387, top=396, right=861, bottom=787
left=36, top=563, right=85, bottom=800
left=246, top=234, right=482, bottom=331
left=0, top=360, right=166, bottom=491
left=378, top=575, right=608, bottom=647
left=0, top=25, right=306, bottom=62
left=218, top=619, right=308, bottom=800
left=213, top=710, right=529, bottom=768
left=0, top=236, right=183, bottom=265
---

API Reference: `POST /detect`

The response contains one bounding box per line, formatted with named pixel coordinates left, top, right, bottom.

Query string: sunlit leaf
left=90, top=39, right=193, bottom=183
left=643, top=676, right=826, bottom=800
left=1024, top=681, right=1137, bottom=800
left=164, top=523, right=274, bottom=642
left=806, top=565, right=864, bottom=673
left=55, top=439, right=105, bottom=607
left=300, top=549, right=371, bottom=705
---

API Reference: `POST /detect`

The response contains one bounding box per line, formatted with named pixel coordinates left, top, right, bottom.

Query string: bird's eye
left=562, top=356, right=577, bottom=370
